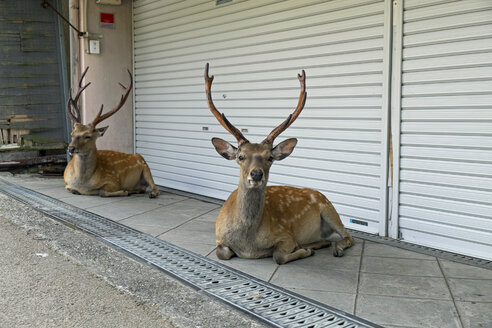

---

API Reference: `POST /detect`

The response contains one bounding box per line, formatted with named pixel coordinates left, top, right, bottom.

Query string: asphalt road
left=0, top=218, right=174, bottom=328
left=0, top=192, right=265, bottom=328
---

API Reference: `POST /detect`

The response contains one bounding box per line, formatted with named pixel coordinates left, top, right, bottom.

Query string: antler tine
left=66, top=98, right=80, bottom=123
left=67, top=66, right=91, bottom=124
left=91, top=69, right=133, bottom=127
left=205, top=63, right=249, bottom=146
left=263, top=70, right=307, bottom=145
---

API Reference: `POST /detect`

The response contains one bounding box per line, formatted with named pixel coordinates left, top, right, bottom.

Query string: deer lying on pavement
left=205, top=63, right=353, bottom=264
left=64, top=67, right=160, bottom=198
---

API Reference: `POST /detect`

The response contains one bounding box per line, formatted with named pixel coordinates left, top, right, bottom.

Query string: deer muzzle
left=67, top=146, right=76, bottom=155
left=250, top=169, right=263, bottom=181
left=248, top=169, right=265, bottom=187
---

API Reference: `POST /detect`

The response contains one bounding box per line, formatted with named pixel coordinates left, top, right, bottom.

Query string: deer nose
left=67, top=146, right=75, bottom=154
left=250, top=169, right=263, bottom=182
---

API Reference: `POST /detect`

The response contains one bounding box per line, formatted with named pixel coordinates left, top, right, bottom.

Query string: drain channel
left=0, top=184, right=138, bottom=237
left=0, top=183, right=380, bottom=328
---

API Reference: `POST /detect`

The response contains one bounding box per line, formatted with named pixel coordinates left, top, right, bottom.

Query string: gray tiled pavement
left=2, top=174, right=492, bottom=328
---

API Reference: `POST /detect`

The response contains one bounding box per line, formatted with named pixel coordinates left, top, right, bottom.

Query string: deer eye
left=85, top=135, right=91, bottom=139
left=268, top=156, right=274, bottom=162
left=238, top=155, right=245, bottom=161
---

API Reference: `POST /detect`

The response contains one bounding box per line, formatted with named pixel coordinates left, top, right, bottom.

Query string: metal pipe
left=41, top=0, right=84, bottom=36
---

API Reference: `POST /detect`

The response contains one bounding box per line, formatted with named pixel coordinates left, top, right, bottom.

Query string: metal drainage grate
left=0, top=184, right=138, bottom=237
left=103, top=234, right=244, bottom=290
left=208, top=282, right=358, bottom=328
left=0, top=183, right=381, bottom=328
left=348, top=229, right=492, bottom=270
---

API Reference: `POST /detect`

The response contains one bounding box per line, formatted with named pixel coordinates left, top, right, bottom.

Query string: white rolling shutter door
left=397, top=0, right=492, bottom=259
left=133, top=0, right=388, bottom=233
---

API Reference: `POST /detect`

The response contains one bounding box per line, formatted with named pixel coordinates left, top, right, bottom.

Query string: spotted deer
left=205, top=64, right=353, bottom=264
left=64, top=67, right=160, bottom=198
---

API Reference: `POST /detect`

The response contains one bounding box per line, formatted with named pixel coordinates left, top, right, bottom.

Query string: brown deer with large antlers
left=64, top=67, right=160, bottom=198
left=205, top=64, right=353, bottom=264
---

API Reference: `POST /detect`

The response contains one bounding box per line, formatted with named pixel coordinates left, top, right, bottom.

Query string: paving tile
left=86, top=195, right=162, bottom=220
left=119, top=219, right=170, bottom=237
left=170, top=241, right=216, bottom=257
left=119, top=206, right=193, bottom=232
left=158, top=228, right=216, bottom=247
left=208, top=252, right=278, bottom=282
left=289, top=288, right=355, bottom=314
left=361, top=257, right=442, bottom=277
left=20, top=181, right=63, bottom=191
left=356, top=295, right=461, bottom=328
left=59, top=194, right=126, bottom=209
left=176, top=219, right=216, bottom=234
left=364, top=241, right=435, bottom=260
left=447, top=278, right=492, bottom=302
left=36, top=186, right=76, bottom=199
left=157, top=219, right=217, bottom=246
left=194, top=208, right=221, bottom=223
left=152, top=192, right=188, bottom=207
left=3, top=176, right=65, bottom=190
left=154, top=198, right=220, bottom=222
left=439, top=259, right=492, bottom=279
left=359, top=273, right=451, bottom=300
left=270, top=263, right=359, bottom=293
left=284, top=248, right=361, bottom=272
left=28, top=180, right=67, bottom=190
left=347, top=238, right=364, bottom=255
left=157, top=220, right=217, bottom=256
left=455, top=301, right=492, bottom=328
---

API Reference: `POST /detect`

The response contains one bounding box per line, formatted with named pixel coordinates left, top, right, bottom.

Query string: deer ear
left=272, top=138, right=297, bottom=161
left=97, top=126, right=109, bottom=137
left=212, top=137, right=237, bottom=160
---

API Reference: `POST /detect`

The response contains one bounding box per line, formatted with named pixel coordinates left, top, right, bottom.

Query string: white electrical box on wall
left=89, top=40, right=100, bottom=54
left=96, top=0, right=121, bottom=5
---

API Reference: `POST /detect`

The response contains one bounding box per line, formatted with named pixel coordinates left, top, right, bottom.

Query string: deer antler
left=205, top=63, right=249, bottom=146
left=262, top=70, right=306, bottom=145
left=67, top=66, right=91, bottom=124
left=91, top=69, right=133, bottom=127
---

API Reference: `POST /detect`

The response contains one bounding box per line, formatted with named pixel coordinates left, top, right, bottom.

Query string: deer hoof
left=332, top=244, right=345, bottom=257
left=148, top=188, right=160, bottom=198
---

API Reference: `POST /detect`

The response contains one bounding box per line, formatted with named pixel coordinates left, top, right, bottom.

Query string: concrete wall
left=75, top=0, right=133, bottom=153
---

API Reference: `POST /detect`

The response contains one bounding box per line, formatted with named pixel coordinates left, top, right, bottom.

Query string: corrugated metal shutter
left=133, top=0, right=389, bottom=233
left=0, top=0, right=68, bottom=147
left=396, top=0, right=492, bottom=259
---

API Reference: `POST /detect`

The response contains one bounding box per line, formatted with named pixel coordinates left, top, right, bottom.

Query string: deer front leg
left=66, top=187, right=80, bottom=195
left=273, top=240, right=314, bottom=265
left=127, top=186, right=147, bottom=195
left=216, top=244, right=235, bottom=260
left=67, top=187, right=101, bottom=196
left=99, top=189, right=129, bottom=197
left=302, top=240, right=331, bottom=250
